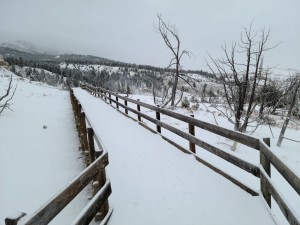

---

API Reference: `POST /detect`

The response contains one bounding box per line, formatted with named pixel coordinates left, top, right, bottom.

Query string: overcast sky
left=0, top=0, right=299, bottom=72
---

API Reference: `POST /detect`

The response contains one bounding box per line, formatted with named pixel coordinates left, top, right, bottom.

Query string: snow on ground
left=120, top=93, right=300, bottom=225
left=74, top=88, right=277, bottom=225
left=0, top=68, right=92, bottom=224
left=60, top=63, right=120, bottom=74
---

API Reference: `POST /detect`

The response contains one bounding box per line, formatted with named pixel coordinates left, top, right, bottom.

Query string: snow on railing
left=81, top=84, right=300, bottom=225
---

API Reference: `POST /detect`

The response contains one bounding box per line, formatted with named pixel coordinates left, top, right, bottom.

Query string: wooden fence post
left=80, top=112, right=89, bottom=156
left=125, top=98, right=128, bottom=114
left=70, top=91, right=75, bottom=112
left=5, top=212, right=26, bottom=225
left=73, top=99, right=78, bottom=120
left=189, top=115, right=196, bottom=153
left=109, top=93, right=112, bottom=104
left=76, top=103, right=82, bottom=132
left=260, top=137, right=271, bottom=207
left=87, top=128, right=96, bottom=164
left=156, top=106, right=161, bottom=133
left=116, top=94, right=119, bottom=109
left=95, top=159, right=109, bottom=221
left=137, top=99, right=141, bottom=122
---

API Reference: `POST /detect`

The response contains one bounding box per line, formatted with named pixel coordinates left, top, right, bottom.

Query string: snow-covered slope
left=0, top=68, right=91, bottom=224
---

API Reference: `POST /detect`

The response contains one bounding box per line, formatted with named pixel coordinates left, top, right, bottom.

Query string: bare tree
left=207, top=25, right=276, bottom=133
left=0, top=74, right=18, bottom=115
left=154, top=14, right=192, bottom=106
left=277, top=74, right=300, bottom=147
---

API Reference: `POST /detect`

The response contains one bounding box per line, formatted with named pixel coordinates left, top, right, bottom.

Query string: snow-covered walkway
left=74, top=88, right=277, bottom=225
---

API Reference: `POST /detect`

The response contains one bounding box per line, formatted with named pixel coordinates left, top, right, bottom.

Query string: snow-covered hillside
left=0, top=68, right=91, bottom=224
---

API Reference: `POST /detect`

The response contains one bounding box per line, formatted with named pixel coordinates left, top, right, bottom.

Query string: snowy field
left=74, top=88, right=278, bottom=225
left=0, top=68, right=92, bottom=224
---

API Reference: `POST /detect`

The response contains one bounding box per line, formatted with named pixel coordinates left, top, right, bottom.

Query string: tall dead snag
left=277, top=74, right=300, bottom=147
left=207, top=26, right=276, bottom=133
left=0, top=74, right=18, bottom=115
left=154, top=14, right=192, bottom=106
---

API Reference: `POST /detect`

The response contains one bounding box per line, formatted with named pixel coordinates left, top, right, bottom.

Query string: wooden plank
left=22, top=153, right=109, bottom=225
left=260, top=167, right=300, bottom=225
left=71, top=181, right=112, bottom=225
left=114, top=100, right=260, bottom=177
left=260, top=141, right=300, bottom=196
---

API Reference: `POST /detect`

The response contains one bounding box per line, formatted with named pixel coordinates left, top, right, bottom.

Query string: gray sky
left=0, top=0, right=299, bottom=72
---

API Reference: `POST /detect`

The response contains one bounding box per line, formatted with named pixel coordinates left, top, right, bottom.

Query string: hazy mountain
left=0, top=41, right=42, bottom=54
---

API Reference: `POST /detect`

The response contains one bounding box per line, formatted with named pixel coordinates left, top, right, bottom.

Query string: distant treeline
left=63, top=58, right=212, bottom=77
left=1, top=45, right=212, bottom=78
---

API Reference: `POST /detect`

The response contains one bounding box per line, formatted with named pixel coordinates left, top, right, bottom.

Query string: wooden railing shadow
left=82, top=84, right=300, bottom=225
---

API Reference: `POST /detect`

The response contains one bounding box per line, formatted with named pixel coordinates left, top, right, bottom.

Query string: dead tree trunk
left=0, top=74, right=18, bottom=115
left=155, top=14, right=192, bottom=107
left=277, top=78, right=300, bottom=147
left=207, top=26, right=276, bottom=134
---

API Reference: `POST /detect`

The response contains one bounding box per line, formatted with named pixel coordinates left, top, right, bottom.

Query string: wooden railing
left=5, top=90, right=112, bottom=225
left=82, top=84, right=300, bottom=225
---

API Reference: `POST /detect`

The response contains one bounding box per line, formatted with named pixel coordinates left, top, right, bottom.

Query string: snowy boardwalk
left=74, top=88, right=277, bottom=225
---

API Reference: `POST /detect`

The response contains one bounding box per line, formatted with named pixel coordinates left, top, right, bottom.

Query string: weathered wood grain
left=260, top=167, right=300, bottom=225
left=260, top=141, right=300, bottom=196
left=88, top=128, right=96, bottom=163
left=22, top=153, right=108, bottom=225
left=71, top=181, right=112, bottom=225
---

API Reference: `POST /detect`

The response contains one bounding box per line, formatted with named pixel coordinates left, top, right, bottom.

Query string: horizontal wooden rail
left=71, top=181, right=112, bottom=225
left=21, top=152, right=108, bottom=225
left=260, top=167, right=300, bottom=225
left=260, top=141, right=300, bottom=196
